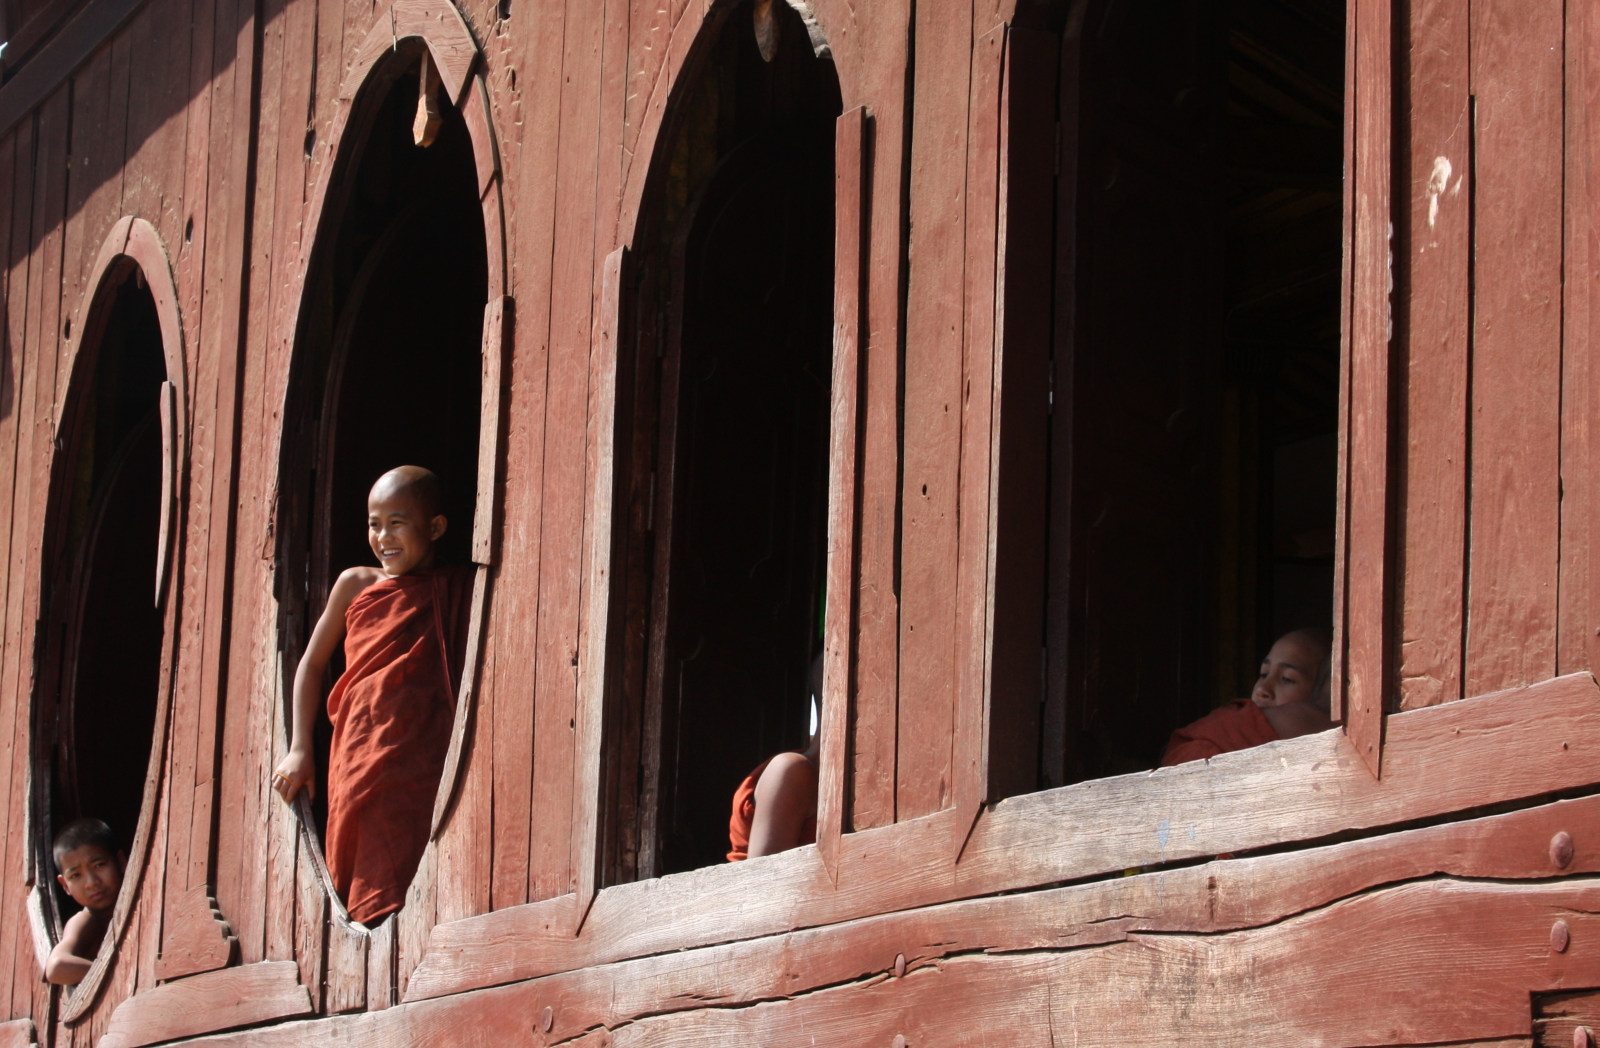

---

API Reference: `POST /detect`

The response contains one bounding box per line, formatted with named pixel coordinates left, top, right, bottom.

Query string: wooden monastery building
left=0, top=0, right=1593, bottom=1041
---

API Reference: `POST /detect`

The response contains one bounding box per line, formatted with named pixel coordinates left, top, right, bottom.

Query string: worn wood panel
left=436, top=793, right=1600, bottom=1045
left=1397, top=0, right=1470, bottom=710
left=114, top=0, right=191, bottom=255
left=366, top=905, right=395, bottom=1011
left=948, top=22, right=1004, bottom=851
left=97, top=961, right=312, bottom=1048
left=6, top=91, right=70, bottom=1018
left=202, top=0, right=261, bottom=967
left=0, top=122, right=35, bottom=1019
left=324, top=916, right=368, bottom=1015
left=527, top=0, right=607, bottom=903
left=0, top=1019, right=34, bottom=1048
left=293, top=854, right=328, bottom=1013
left=1340, top=0, right=1395, bottom=773
left=1562, top=0, right=1600, bottom=679
left=817, top=104, right=866, bottom=878
left=845, top=0, right=909, bottom=834
left=894, top=0, right=973, bottom=823
left=487, top=0, right=567, bottom=914
left=172, top=874, right=1600, bottom=1048
left=1462, top=0, right=1563, bottom=695
left=408, top=672, right=1600, bottom=1001
left=436, top=598, right=494, bottom=926
left=58, top=46, right=124, bottom=348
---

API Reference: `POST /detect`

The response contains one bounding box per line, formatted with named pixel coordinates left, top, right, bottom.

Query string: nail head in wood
left=1551, top=830, right=1575, bottom=869
left=1551, top=919, right=1571, bottom=953
left=892, top=1036, right=907, bottom=1048
left=1575, top=1026, right=1594, bottom=1048
left=539, top=1006, right=554, bottom=1033
left=894, top=953, right=906, bottom=978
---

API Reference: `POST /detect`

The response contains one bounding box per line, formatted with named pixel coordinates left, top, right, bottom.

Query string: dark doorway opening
left=607, top=1, right=842, bottom=881
left=41, top=272, right=168, bottom=909
left=280, top=48, right=486, bottom=858
left=1043, top=0, right=1346, bottom=784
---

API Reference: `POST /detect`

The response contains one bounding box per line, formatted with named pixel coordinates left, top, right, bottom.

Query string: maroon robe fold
left=1160, top=698, right=1280, bottom=767
left=324, top=564, right=473, bottom=925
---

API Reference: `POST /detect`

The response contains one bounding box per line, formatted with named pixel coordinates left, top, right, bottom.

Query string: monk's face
left=367, top=484, right=446, bottom=576
left=1250, top=632, right=1325, bottom=708
left=55, top=844, right=124, bottom=914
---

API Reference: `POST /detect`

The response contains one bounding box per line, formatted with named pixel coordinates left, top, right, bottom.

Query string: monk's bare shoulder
left=329, top=567, right=384, bottom=607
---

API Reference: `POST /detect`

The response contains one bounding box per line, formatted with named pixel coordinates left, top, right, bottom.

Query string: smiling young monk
left=1160, top=627, right=1335, bottom=767
left=271, top=466, right=473, bottom=925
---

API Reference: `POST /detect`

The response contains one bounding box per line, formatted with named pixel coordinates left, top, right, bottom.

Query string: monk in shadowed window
left=1161, top=627, right=1335, bottom=767
left=728, top=655, right=822, bottom=862
left=271, top=466, right=473, bottom=925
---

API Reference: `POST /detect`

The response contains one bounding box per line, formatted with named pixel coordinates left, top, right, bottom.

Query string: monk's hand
left=271, top=750, right=315, bottom=803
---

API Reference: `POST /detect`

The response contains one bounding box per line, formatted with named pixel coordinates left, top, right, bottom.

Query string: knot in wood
left=1551, top=830, right=1575, bottom=869
left=893, top=953, right=906, bottom=978
left=1551, top=919, right=1571, bottom=954
left=540, top=1005, right=554, bottom=1033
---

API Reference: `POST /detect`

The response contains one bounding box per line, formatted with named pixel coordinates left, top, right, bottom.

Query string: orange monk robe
left=726, top=755, right=817, bottom=862
left=325, top=564, right=473, bottom=925
left=1160, top=698, right=1280, bottom=767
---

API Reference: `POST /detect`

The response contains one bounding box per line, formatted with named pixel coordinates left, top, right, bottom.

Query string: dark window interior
left=1042, top=0, right=1345, bottom=784
left=606, top=0, right=842, bottom=881
left=41, top=272, right=166, bottom=902
left=280, top=49, right=486, bottom=844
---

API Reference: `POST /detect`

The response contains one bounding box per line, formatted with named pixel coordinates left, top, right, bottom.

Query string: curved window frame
left=32, top=215, right=188, bottom=1019
left=270, top=0, right=508, bottom=936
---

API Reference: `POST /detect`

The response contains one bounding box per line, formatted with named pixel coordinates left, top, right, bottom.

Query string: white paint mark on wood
left=1427, top=155, right=1453, bottom=228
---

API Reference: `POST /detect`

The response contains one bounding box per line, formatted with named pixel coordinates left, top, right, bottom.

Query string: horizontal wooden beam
left=406, top=671, right=1600, bottom=1001
left=157, top=795, right=1600, bottom=1047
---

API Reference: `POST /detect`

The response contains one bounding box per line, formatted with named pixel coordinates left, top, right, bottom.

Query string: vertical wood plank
left=1561, top=0, right=1600, bottom=678
left=896, top=0, right=973, bottom=822
left=488, top=0, right=569, bottom=913
left=846, top=0, right=911, bottom=835
left=949, top=23, right=1004, bottom=852
left=573, top=245, right=629, bottom=929
left=528, top=0, right=606, bottom=902
left=473, top=298, right=511, bottom=565
left=817, top=104, right=867, bottom=879
left=1340, top=0, right=1395, bottom=775
left=1397, top=0, right=1470, bottom=710
left=1463, top=0, right=1563, bottom=697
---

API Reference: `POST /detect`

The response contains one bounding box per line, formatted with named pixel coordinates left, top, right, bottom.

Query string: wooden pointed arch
left=267, top=2, right=509, bottom=987
left=37, top=215, right=195, bottom=1023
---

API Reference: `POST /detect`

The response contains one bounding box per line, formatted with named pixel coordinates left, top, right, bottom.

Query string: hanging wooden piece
left=413, top=50, right=442, bottom=147
left=752, top=0, right=779, bottom=62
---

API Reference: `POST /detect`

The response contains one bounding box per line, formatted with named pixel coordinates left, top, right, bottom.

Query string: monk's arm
left=746, top=752, right=818, bottom=858
left=272, top=568, right=377, bottom=802
left=45, top=910, right=98, bottom=985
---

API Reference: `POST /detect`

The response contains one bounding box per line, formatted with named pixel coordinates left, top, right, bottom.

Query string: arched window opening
left=607, top=0, right=843, bottom=881
left=1040, top=0, right=1346, bottom=785
left=39, top=270, right=167, bottom=921
left=279, top=44, right=486, bottom=915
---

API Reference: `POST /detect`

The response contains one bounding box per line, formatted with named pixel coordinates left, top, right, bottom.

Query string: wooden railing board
left=406, top=671, right=1600, bottom=1001
left=96, top=961, right=311, bottom=1048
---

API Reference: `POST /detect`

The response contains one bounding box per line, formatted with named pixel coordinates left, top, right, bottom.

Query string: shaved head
left=369, top=466, right=444, bottom=519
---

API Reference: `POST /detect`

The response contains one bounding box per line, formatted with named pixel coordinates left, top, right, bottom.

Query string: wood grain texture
left=895, top=0, right=973, bottom=823
left=408, top=672, right=1600, bottom=1001
left=1342, top=0, right=1395, bottom=774
left=1463, top=0, right=1564, bottom=695
left=0, top=1019, right=34, bottom=1048
left=341, top=0, right=479, bottom=106
left=152, top=885, right=236, bottom=981
left=1561, top=0, right=1600, bottom=680
left=817, top=104, right=867, bottom=879
left=1397, top=0, right=1470, bottom=710
left=96, top=961, right=311, bottom=1048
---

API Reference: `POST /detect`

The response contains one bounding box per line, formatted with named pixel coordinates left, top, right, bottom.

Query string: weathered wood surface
left=1463, top=0, right=1564, bottom=696
left=0, top=1019, right=33, bottom=1048
left=96, top=961, right=312, bottom=1048
left=158, top=798, right=1600, bottom=1047
left=1340, top=0, right=1395, bottom=773
left=408, top=672, right=1600, bottom=1000
left=152, top=886, right=235, bottom=981
left=1398, top=0, right=1470, bottom=711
